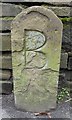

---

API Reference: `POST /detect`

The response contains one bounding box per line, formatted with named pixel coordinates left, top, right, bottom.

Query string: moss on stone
left=0, top=17, right=14, bottom=20
left=1, top=16, right=72, bottom=24
left=60, top=17, right=72, bottom=23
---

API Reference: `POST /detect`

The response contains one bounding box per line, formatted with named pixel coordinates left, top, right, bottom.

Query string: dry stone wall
left=0, top=1, right=72, bottom=99
left=0, top=3, right=23, bottom=94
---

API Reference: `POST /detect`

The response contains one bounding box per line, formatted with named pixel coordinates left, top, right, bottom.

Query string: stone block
left=66, top=81, right=72, bottom=87
left=59, top=71, right=71, bottom=91
left=0, top=18, right=13, bottom=31
left=60, top=53, right=68, bottom=69
left=0, top=70, right=11, bottom=80
left=62, top=23, right=72, bottom=52
left=0, top=55, right=12, bottom=69
left=0, top=3, right=23, bottom=17
left=0, top=81, right=12, bottom=94
left=68, top=52, right=72, bottom=57
left=0, top=33, right=11, bottom=51
left=60, top=69, right=72, bottom=81
left=58, top=72, right=66, bottom=89
left=65, top=71, right=72, bottom=81
left=66, top=81, right=72, bottom=95
left=0, top=0, right=71, bottom=5
left=68, top=57, right=72, bottom=70
left=0, top=34, right=2, bottom=51
left=11, top=6, right=63, bottom=112
left=42, top=6, right=70, bottom=17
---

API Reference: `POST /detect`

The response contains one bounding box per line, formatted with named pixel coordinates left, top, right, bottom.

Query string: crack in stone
left=26, top=52, right=37, bottom=65
left=21, top=67, right=58, bottom=74
left=44, top=87, right=50, bottom=93
left=21, top=80, right=51, bottom=95
left=13, top=62, right=23, bottom=67
left=22, top=79, right=32, bottom=93
left=42, top=68, right=59, bottom=72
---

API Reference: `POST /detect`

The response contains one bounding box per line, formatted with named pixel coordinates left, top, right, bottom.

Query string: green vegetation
left=57, top=88, right=70, bottom=102
left=60, top=17, right=72, bottom=23
left=0, top=17, right=14, bottom=20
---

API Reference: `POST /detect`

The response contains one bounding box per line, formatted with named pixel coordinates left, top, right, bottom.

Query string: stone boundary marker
left=11, top=6, right=63, bottom=112
left=0, top=0, right=71, bottom=98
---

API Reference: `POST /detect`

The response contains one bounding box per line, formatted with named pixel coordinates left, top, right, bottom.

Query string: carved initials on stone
left=11, top=6, right=63, bottom=112
left=24, top=30, right=46, bottom=69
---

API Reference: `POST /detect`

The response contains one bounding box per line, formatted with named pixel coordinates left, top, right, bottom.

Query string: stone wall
left=0, top=1, right=72, bottom=96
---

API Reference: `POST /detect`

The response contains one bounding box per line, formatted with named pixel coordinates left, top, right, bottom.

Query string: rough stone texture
left=0, top=81, right=12, bottom=94
left=0, top=0, right=72, bottom=4
left=68, top=52, right=72, bottom=70
left=0, top=70, right=11, bottom=80
left=0, top=33, right=11, bottom=51
left=42, top=6, right=70, bottom=17
left=70, top=86, right=72, bottom=93
left=68, top=52, right=72, bottom=57
left=58, top=72, right=67, bottom=89
left=59, top=69, right=72, bottom=88
left=1, top=94, right=70, bottom=119
left=70, top=4, right=72, bottom=16
left=66, top=81, right=72, bottom=86
left=11, top=6, right=63, bottom=112
left=0, top=33, right=2, bottom=52
left=0, top=3, right=23, bottom=17
left=68, top=57, right=72, bottom=70
left=0, top=55, right=12, bottom=69
left=0, top=18, right=13, bottom=31
left=60, top=52, right=68, bottom=69
left=65, top=70, right=72, bottom=81
left=62, top=23, right=72, bottom=52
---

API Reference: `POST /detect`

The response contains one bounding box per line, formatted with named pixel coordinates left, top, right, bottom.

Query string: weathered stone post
left=11, top=6, right=63, bottom=112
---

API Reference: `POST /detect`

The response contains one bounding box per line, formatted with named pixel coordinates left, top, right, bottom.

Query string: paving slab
left=0, top=93, right=71, bottom=119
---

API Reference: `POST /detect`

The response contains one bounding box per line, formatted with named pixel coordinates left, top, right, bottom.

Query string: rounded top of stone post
left=11, top=6, right=63, bottom=30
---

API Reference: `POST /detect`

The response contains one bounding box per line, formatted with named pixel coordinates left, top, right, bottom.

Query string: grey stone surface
left=0, top=81, right=12, bottom=94
left=68, top=52, right=72, bottom=57
left=1, top=93, right=70, bottom=119
left=59, top=69, right=72, bottom=91
left=60, top=52, right=68, bottom=69
left=0, top=33, right=2, bottom=52
left=66, top=81, right=72, bottom=86
left=59, top=70, right=72, bottom=88
left=0, top=3, right=23, bottom=17
left=0, top=70, right=11, bottom=80
left=0, top=18, right=13, bottom=31
left=0, top=0, right=72, bottom=5
left=11, top=6, right=63, bottom=112
left=68, top=57, right=72, bottom=70
left=65, top=70, right=72, bottom=81
left=66, top=81, right=72, bottom=96
left=42, top=6, right=70, bottom=17
left=62, top=23, right=72, bottom=52
left=0, top=33, right=11, bottom=51
left=0, top=55, right=12, bottom=69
